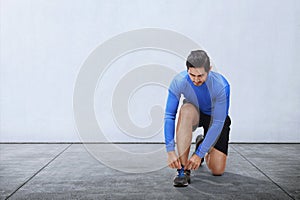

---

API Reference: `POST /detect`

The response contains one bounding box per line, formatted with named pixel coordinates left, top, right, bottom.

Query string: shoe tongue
left=177, top=168, right=184, bottom=172
left=178, top=168, right=185, bottom=177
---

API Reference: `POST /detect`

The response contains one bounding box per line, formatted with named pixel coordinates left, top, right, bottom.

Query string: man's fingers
left=186, top=160, right=200, bottom=170
left=169, top=159, right=181, bottom=169
left=169, top=159, right=179, bottom=169
left=171, top=159, right=199, bottom=170
left=192, top=164, right=198, bottom=170
left=191, top=161, right=200, bottom=170
left=176, top=160, right=182, bottom=169
left=168, top=160, right=175, bottom=168
left=185, top=160, right=191, bottom=170
left=172, top=161, right=177, bottom=169
left=167, top=152, right=181, bottom=169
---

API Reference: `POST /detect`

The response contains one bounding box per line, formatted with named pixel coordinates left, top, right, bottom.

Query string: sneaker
left=173, top=168, right=188, bottom=187
left=195, top=135, right=205, bottom=165
left=184, top=169, right=191, bottom=184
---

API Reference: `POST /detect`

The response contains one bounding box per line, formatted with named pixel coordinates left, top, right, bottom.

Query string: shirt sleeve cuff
left=194, top=148, right=206, bottom=158
left=165, top=141, right=175, bottom=152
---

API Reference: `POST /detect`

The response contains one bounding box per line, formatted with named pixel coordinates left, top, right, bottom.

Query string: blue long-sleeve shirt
left=164, top=70, right=230, bottom=158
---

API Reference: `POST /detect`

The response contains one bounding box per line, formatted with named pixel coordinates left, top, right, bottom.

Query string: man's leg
left=205, top=148, right=227, bottom=176
left=176, top=103, right=199, bottom=166
left=204, top=116, right=231, bottom=176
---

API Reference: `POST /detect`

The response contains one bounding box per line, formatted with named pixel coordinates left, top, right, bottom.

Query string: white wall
left=1, top=0, right=299, bottom=142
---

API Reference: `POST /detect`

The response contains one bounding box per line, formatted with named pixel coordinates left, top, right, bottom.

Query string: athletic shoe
left=184, top=169, right=191, bottom=184
left=195, top=134, right=204, bottom=151
left=173, top=167, right=188, bottom=187
left=195, top=135, right=205, bottom=165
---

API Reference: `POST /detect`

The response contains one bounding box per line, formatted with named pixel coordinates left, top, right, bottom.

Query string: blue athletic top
left=164, top=70, right=230, bottom=158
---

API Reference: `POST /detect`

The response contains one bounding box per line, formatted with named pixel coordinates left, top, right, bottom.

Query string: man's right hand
left=167, top=151, right=181, bottom=169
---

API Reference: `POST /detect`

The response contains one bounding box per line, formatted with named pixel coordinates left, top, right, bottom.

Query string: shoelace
left=177, top=168, right=185, bottom=177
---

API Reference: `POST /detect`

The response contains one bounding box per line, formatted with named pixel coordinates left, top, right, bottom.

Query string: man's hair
left=186, top=50, right=210, bottom=72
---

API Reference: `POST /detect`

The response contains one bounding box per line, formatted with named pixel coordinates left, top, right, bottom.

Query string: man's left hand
left=185, top=154, right=202, bottom=170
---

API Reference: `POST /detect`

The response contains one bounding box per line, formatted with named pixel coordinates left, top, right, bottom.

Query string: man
left=164, top=50, right=231, bottom=187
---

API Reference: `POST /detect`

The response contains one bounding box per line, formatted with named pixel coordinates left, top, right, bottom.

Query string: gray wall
left=1, top=0, right=299, bottom=142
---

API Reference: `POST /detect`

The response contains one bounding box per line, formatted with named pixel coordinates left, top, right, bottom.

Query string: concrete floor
left=0, top=144, right=299, bottom=200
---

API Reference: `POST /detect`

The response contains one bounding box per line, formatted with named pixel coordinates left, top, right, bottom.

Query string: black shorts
left=197, top=111, right=231, bottom=155
left=184, top=100, right=231, bottom=155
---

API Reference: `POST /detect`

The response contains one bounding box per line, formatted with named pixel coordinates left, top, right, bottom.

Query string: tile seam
left=5, top=144, right=72, bottom=200
left=231, top=145, right=295, bottom=200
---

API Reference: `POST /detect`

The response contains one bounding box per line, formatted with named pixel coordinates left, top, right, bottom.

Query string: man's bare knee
left=206, top=148, right=227, bottom=176
left=179, top=104, right=198, bottom=122
left=211, top=167, right=225, bottom=176
left=209, top=163, right=225, bottom=176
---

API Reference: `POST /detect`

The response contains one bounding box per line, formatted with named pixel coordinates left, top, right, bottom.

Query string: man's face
left=188, top=67, right=209, bottom=86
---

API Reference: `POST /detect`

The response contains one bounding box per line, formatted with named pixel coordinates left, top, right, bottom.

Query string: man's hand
left=167, top=151, right=181, bottom=169
left=185, top=154, right=202, bottom=170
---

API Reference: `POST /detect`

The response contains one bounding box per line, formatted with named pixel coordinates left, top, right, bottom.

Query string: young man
left=164, top=50, right=231, bottom=187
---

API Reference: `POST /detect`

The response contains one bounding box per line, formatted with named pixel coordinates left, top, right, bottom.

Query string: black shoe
left=195, top=135, right=205, bottom=165
left=195, top=134, right=204, bottom=151
left=173, top=168, right=188, bottom=187
left=184, top=169, right=191, bottom=184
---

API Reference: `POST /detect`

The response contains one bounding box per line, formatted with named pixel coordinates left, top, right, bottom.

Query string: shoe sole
left=173, top=183, right=188, bottom=187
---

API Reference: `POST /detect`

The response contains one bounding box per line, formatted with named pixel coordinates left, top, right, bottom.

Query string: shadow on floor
left=175, top=172, right=291, bottom=200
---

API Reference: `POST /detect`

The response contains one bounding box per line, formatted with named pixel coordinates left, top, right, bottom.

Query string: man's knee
left=208, top=162, right=226, bottom=176
left=179, top=104, right=197, bottom=120
left=210, top=165, right=225, bottom=176
left=206, top=149, right=227, bottom=176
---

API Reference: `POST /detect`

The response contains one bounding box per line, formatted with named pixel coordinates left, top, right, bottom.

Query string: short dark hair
left=186, top=50, right=210, bottom=72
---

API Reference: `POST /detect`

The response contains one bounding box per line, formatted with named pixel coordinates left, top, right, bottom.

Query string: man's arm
left=195, top=85, right=230, bottom=158
left=164, top=91, right=180, bottom=152
left=164, top=77, right=183, bottom=169
left=186, top=85, right=229, bottom=170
